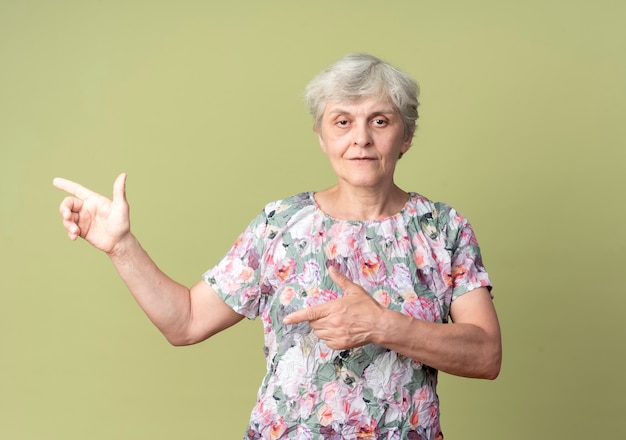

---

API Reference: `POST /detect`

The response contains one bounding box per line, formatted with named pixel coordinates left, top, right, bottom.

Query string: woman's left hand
left=284, top=267, right=502, bottom=379
left=283, top=266, right=385, bottom=350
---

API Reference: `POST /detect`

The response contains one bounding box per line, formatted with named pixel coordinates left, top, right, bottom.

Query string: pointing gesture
left=53, top=173, right=131, bottom=254
left=283, top=266, right=385, bottom=350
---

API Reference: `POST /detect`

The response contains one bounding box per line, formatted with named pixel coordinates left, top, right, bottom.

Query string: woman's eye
left=373, top=119, right=387, bottom=126
left=337, top=120, right=349, bottom=127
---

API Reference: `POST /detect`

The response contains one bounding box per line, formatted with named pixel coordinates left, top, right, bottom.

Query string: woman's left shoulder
left=406, top=192, right=470, bottom=232
left=406, top=192, right=460, bottom=218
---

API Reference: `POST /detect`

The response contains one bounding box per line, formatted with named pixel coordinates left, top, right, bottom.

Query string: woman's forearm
left=375, top=308, right=502, bottom=379
left=107, top=233, right=193, bottom=344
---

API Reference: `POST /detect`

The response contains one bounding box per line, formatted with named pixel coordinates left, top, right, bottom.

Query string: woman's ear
left=399, top=142, right=411, bottom=158
left=315, top=126, right=327, bottom=153
left=400, top=131, right=414, bottom=157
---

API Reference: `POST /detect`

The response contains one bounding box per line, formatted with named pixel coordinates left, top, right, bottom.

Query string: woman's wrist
left=107, top=232, right=138, bottom=260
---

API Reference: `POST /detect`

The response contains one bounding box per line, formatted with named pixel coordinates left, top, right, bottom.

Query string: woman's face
left=316, top=97, right=412, bottom=191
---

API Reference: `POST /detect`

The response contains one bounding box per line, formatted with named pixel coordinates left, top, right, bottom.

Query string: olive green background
left=1, top=1, right=624, bottom=438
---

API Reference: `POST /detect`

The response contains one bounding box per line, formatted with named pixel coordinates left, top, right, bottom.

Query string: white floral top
left=203, top=192, right=491, bottom=440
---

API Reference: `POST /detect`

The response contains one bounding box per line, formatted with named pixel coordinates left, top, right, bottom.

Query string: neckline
left=309, top=191, right=413, bottom=224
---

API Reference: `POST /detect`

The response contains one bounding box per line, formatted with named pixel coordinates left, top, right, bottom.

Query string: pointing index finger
left=52, top=177, right=96, bottom=200
left=283, top=303, right=330, bottom=325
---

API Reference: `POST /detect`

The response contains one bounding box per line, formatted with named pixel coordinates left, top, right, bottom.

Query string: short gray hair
left=304, top=53, right=419, bottom=137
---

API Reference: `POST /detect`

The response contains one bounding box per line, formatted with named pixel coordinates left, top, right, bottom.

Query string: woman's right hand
left=53, top=173, right=131, bottom=255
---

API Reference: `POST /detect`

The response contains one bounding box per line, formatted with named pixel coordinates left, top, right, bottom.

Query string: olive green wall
left=1, top=1, right=624, bottom=438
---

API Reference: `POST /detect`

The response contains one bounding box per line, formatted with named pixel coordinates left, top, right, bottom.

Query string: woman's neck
left=314, top=183, right=409, bottom=221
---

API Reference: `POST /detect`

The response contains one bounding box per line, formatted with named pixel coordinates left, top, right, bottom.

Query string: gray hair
left=304, top=53, right=420, bottom=137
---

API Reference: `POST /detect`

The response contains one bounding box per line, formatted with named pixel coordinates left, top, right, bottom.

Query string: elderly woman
left=54, top=54, right=501, bottom=440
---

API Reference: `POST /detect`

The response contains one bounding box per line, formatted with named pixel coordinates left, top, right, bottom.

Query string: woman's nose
left=352, top=123, right=372, bottom=147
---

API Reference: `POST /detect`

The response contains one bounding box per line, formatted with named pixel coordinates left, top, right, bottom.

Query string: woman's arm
left=283, top=267, right=501, bottom=379
left=107, top=234, right=245, bottom=345
left=376, top=286, right=501, bottom=379
left=53, top=174, right=244, bottom=345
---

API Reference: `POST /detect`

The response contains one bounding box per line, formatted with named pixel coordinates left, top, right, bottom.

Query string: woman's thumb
left=112, top=173, right=127, bottom=202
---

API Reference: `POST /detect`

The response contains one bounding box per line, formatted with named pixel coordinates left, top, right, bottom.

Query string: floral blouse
left=203, top=192, right=491, bottom=440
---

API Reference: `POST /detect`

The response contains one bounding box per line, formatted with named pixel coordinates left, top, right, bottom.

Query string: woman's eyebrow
left=370, top=109, right=396, bottom=117
left=326, top=108, right=350, bottom=117
left=326, top=107, right=396, bottom=118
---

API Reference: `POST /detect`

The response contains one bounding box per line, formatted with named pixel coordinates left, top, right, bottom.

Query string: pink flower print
left=402, top=296, right=441, bottom=323
left=412, top=229, right=428, bottom=247
left=314, top=341, right=333, bottom=361
left=290, top=214, right=326, bottom=256
left=360, top=253, right=386, bottom=285
left=269, top=416, right=287, bottom=439
left=451, top=253, right=473, bottom=284
left=364, top=351, right=413, bottom=409
left=294, top=260, right=321, bottom=288
left=317, top=403, right=334, bottom=426
left=324, top=241, right=339, bottom=260
left=409, top=410, right=420, bottom=429
left=327, top=221, right=356, bottom=240
left=275, top=344, right=317, bottom=398
left=459, top=226, right=478, bottom=246
left=356, top=418, right=378, bottom=439
left=325, top=223, right=358, bottom=259
left=372, top=218, right=396, bottom=240
left=275, top=258, right=296, bottom=282
left=413, top=247, right=429, bottom=269
left=389, top=263, right=414, bottom=292
left=319, top=381, right=367, bottom=427
left=252, top=382, right=279, bottom=426
left=320, top=380, right=340, bottom=406
left=240, top=286, right=259, bottom=306
left=246, top=247, right=260, bottom=270
left=405, top=202, right=418, bottom=216
left=279, top=286, right=296, bottom=306
left=237, top=267, right=255, bottom=284
left=312, top=227, right=326, bottom=249
left=381, top=387, right=412, bottom=425
left=297, top=384, right=319, bottom=419
left=409, top=385, right=440, bottom=434
left=295, top=425, right=314, bottom=439
left=372, top=289, right=391, bottom=307
left=219, top=258, right=254, bottom=294
left=401, top=290, right=418, bottom=302
left=305, top=287, right=339, bottom=308
left=231, top=233, right=244, bottom=250
left=374, top=220, right=411, bottom=259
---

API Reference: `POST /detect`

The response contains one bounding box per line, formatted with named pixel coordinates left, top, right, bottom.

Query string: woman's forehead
left=323, top=97, right=398, bottom=117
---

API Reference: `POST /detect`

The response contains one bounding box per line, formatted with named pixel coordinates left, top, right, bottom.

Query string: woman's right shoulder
left=259, top=191, right=316, bottom=225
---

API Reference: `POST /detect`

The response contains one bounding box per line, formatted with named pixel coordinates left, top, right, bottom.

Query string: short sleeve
left=202, top=210, right=268, bottom=319
left=446, top=209, right=492, bottom=300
